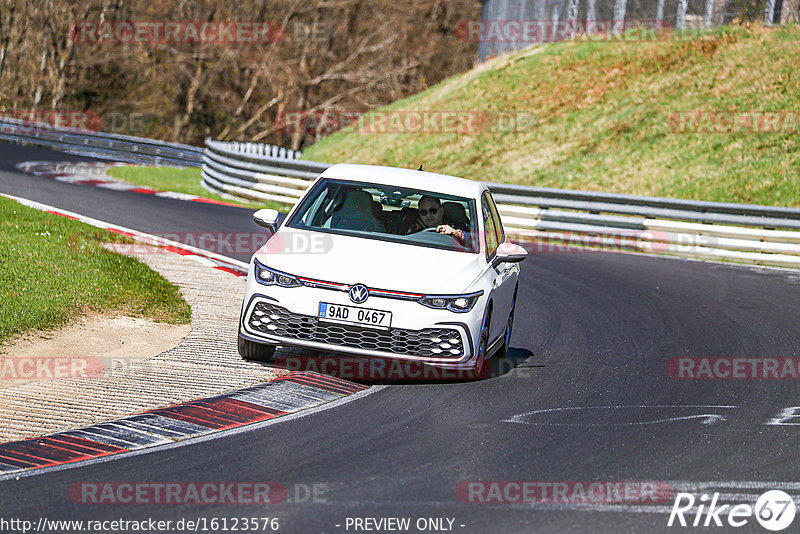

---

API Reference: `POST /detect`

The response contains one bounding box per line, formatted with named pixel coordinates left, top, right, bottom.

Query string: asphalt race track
left=2, top=141, right=800, bottom=533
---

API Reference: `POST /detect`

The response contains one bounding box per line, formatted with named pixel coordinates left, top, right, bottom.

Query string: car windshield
left=286, top=178, right=478, bottom=253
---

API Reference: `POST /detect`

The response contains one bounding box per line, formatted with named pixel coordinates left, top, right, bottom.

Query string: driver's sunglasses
left=419, top=207, right=439, bottom=216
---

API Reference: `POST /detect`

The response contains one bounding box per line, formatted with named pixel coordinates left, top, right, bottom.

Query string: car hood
left=252, top=228, right=483, bottom=294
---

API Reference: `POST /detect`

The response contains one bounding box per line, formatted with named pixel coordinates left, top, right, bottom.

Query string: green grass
left=106, top=165, right=288, bottom=211
left=303, top=24, right=800, bottom=207
left=0, top=196, right=191, bottom=346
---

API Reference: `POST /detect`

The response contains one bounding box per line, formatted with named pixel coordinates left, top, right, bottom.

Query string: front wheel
left=238, top=336, right=276, bottom=362
left=469, top=307, right=491, bottom=379
left=496, top=289, right=517, bottom=360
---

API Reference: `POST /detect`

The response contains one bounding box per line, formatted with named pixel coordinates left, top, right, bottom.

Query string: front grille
left=247, top=301, right=464, bottom=359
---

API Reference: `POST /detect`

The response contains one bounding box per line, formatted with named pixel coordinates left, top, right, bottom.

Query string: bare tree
left=0, top=0, right=482, bottom=146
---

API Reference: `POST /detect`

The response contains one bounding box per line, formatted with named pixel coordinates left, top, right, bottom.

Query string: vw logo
left=349, top=284, right=369, bottom=304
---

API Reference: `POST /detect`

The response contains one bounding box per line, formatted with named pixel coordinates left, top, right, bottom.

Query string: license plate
left=318, top=302, right=392, bottom=329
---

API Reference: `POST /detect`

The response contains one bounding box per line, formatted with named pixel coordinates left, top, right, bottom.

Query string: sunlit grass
left=304, top=24, right=800, bottom=207
left=0, top=197, right=191, bottom=345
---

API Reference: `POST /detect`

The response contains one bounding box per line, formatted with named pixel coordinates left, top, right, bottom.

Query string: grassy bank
left=303, top=24, right=800, bottom=207
left=106, top=165, right=286, bottom=211
left=0, top=196, right=191, bottom=345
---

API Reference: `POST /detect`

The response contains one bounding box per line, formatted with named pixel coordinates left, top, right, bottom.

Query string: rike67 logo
left=668, top=490, right=796, bottom=531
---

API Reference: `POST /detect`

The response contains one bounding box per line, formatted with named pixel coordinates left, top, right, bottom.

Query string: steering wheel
left=416, top=226, right=460, bottom=242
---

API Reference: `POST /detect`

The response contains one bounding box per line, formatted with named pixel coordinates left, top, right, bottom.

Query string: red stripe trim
left=37, top=437, right=114, bottom=457
left=192, top=398, right=282, bottom=422
left=203, top=398, right=287, bottom=417
left=214, top=266, right=246, bottom=276
left=151, top=407, right=237, bottom=429
left=74, top=179, right=110, bottom=186
left=297, top=277, right=348, bottom=288
left=50, top=434, right=128, bottom=454
left=191, top=197, right=241, bottom=207
left=373, top=289, right=424, bottom=298
left=128, top=188, right=159, bottom=194
left=2, top=441, right=92, bottom=463
left=105, top=229, right=137, bottom=238
left=45, top=210, right=79, bottom=220
left=158, top=245, right=191, bottom=255
left=322, top=375, right=368, bottom=390
left=0, top=448, right=59, bottom=467
left=286, top=378, right=353, bottom=395
left=295, top=278, right=423, bottom=299
left=0, top=454, right=39, bottom=468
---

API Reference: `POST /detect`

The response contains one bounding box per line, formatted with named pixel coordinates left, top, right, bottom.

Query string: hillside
left=303, top=25, right=800, bottom=207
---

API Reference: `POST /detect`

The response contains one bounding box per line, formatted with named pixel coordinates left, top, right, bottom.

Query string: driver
left=407, top=195, right=466, bottom=243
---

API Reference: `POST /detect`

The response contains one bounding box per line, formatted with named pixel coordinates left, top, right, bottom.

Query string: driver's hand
left=437, top=225, right=465, bottom=241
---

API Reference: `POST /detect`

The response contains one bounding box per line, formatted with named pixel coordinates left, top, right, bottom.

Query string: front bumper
left=240, top=292, right=478, bottom=368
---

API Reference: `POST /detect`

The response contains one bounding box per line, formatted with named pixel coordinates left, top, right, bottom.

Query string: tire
left=238, top=336, right=276, bottom=362
left=471, top=307, right=491, bottom=379
left=495, top=288, right=517, bottom=360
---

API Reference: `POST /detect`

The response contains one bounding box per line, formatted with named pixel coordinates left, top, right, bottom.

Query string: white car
left=237, top=163, right=527, bottom=376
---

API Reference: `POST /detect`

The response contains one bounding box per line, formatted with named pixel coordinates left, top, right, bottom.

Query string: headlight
left=253, top=260, right=302, bottom=288
left=418, top=291, right=482, bottom=313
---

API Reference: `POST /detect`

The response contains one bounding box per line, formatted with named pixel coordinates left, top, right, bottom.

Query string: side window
left=482, top=194, right=499, bottom=259
left=485, top=191, right=505, bottom=244
left=298, top=188, right=330, bottom=227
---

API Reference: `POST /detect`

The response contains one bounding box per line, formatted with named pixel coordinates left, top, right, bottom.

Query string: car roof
left=318, top=163, right=487, bottom=199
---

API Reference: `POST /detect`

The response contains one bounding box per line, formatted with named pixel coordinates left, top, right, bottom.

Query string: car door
left=481, top=191, right=516, bottom=344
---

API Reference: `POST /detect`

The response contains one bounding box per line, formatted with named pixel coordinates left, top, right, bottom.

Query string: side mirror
left=253, top=209, right=280, bottom=233
left=492, top=241, right=528, bottom=268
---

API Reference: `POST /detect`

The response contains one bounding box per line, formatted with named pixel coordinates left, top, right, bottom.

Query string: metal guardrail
left=0, top=116, right=203, bottom=167
left=201, top=138, right=800, bottom=268
left=6, top=117, right=796, bottom=267
left=201, top=138, right=329, bottom=204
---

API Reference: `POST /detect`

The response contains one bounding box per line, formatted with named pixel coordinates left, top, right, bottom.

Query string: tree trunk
left=0, top=1, right=16, bottom=79
left=613, top=0, right=627, bottom=35
left=677, top=0, right=688, bottom=29
left=586, top=0, right=596, bottom=24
